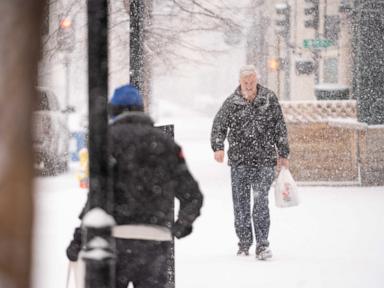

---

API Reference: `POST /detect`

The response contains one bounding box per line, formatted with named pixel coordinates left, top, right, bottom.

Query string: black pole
left=87, top=0, right=109, bottom=210
left=129, top=0, right=145, bottom=93
left=85, top=1, right=115, bottom=287
left=82, top=209, right=116, bottom=288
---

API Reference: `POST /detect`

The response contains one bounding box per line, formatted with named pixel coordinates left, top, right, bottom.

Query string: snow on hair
left=239, top=65, right=258, bottom=79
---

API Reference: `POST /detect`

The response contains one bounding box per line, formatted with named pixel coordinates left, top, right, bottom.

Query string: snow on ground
left=32, top=98, right=384, bottom=288
left=32, top=166, right=88, bottom=288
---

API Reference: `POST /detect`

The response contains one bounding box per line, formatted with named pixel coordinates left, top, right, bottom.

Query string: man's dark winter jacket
left=67, top=112, right=203, bottom=261
left=109, top=112, right=203, bottom=229
left=211, top=84, right=289, bottom=167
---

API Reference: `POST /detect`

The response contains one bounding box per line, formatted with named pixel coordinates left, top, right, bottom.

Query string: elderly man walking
left=210, top=65, right=289, bottom=260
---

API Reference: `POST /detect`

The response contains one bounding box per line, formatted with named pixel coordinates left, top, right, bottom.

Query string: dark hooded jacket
left=211, top=84, right=289, bottom=167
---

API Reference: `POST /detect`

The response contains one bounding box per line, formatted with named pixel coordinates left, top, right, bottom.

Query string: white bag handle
left=65, top=262, right=72, bottom=288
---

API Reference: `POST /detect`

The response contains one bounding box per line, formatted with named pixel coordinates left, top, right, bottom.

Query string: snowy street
left=32, top=99, right=384, bottom=288
left=1, top=0, right=384, bottom=287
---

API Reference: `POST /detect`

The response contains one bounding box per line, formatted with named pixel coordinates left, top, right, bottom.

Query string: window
left=324, top=15, right=340, bottom=43
left=323, top=58, right=338, bottom=83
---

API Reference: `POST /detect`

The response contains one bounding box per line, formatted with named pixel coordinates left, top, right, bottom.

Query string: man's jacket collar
left=110, top=111, right=154, bottom=126
left=233, top=84, right=269, bottom=108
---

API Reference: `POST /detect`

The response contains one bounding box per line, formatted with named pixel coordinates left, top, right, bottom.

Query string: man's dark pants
left=230, top=165, right=275, bottom=251
left=115, top=239, right=172, bottom=288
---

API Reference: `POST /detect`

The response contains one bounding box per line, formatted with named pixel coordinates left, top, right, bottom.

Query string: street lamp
left=58, top=17, right=75, bottom=51
left=57, top=16, right=75, bottom=119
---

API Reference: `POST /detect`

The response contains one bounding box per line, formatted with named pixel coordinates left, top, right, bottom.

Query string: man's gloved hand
left=172, top=220, right=192, bottom=239
left=66, top=227, right=82, bottom=261
left=66, top=241, right=81, bottom=261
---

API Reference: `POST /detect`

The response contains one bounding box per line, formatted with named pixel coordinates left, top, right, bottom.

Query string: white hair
left=239, top=64, right=258, bottom=79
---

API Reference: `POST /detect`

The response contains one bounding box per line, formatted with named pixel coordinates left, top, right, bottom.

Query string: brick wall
left=281, top=100, right=384, bottom=186
left=287, top=122, right=359, bottom=182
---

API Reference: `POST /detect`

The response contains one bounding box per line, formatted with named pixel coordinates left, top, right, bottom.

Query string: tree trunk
left=129, top=0, right=153, bottom=112
left=0, top=1, right=43, bottom=287
left=353, top=0, right=384, bottom=125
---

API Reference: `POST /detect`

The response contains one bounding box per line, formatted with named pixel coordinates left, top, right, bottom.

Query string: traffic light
left=60, top=18, right=72, bottom=30
left=57, top=17, right=75, bottom=52
left=268, top=58, right=282, bottom=71
left=275, top=3, right=290, bottom=38
left=304, top=0, right=319, bottom=29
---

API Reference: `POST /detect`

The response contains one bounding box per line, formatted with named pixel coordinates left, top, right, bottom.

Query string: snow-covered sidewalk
left=157, top=99, right=384, bottom=288
left=32, top=99, right=384, bottom=288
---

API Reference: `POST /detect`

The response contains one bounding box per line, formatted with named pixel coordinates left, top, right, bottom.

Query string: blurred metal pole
left=82, top=209, right=116, bottom=288
left=87, top=0, right=109, bottom=210
left=86, top=0, right=115, bottom=287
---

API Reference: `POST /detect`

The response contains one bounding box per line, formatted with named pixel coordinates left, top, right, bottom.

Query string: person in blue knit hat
left=108, top=84, right=144, bottom=116
left=66, top=83, right=203, bottom=288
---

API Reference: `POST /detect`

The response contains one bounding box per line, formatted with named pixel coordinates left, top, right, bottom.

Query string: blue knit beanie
left=110, top=84, right=143, bottom=107
left=109, top=84, right=144, bottom=116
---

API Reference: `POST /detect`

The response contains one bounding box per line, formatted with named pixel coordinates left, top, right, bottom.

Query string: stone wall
left=287, top=122, right=360, bottom=183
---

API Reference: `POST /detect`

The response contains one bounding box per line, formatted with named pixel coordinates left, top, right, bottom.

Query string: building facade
left=248, top=0, right=353, bottom=102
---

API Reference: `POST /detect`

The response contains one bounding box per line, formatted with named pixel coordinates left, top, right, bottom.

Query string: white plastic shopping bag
left=274, top=167, right=299, bottom=208
left=66, top=260, right=85, bottom=288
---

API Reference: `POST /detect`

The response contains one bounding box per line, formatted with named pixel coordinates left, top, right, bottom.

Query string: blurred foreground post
left=0, top=0, right=43, bottom=287
left=85, top=0, right=115, bottom=287
left=82, top=209, right=116, bottom=288
left=87, top=0, right=109, bottom=209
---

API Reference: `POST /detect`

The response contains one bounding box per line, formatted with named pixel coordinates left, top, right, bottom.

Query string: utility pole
left=58, top=17, right=75, bottom=107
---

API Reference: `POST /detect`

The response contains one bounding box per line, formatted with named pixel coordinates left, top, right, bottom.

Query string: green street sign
left=303, top=39, right=334, bottom=49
